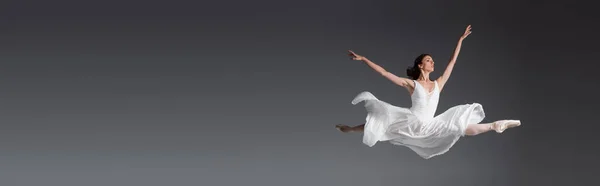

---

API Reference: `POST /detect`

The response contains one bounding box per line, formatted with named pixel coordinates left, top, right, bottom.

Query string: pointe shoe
left=491, top=120, right=521, bottom=133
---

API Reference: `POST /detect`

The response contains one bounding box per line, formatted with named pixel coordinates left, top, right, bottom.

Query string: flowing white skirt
left=352, top=92, right=485, bottom=159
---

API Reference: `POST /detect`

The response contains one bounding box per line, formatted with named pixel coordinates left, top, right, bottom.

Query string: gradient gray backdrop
left=1, top=0, right=598, bottom=185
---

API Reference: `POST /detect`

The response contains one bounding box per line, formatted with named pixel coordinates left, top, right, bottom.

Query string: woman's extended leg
left=464, top=120, right=521, bottom=136
left=335, top=124, right=364, bottom=133
left=464, top=123, right=494, bottom=136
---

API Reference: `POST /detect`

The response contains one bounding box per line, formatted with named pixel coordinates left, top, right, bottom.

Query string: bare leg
left=465, top=120, right=521, bottom=136
left=464, top=123, right=494, bottom=136
left=335, top=124, right=364, bottom=133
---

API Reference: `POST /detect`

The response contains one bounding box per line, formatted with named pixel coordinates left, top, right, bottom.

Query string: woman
left=336, top=25, right=521, bottom=159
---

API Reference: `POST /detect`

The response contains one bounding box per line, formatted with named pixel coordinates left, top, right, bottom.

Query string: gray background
left=0, top=0, right=598, bottom=185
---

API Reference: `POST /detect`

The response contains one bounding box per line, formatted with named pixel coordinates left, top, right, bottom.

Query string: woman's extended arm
left=437, top=25, right=472, bottom=91
left=348, top=50, right=414, bottom=88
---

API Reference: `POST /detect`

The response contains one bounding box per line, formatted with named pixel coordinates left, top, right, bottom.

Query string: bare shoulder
left=405, top=79, right=416, bottom=95
left=381, top=72, right=415, bottom=89
left=434, top=77, right=446, bottom=92
left=406, top=79, right=415, bottom=88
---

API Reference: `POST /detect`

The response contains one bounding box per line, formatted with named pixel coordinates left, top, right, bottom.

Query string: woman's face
left=419, top=55, right=434, bottom=72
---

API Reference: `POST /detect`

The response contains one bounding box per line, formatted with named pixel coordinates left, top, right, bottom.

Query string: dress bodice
left=410, top=80, right=440, bottom=122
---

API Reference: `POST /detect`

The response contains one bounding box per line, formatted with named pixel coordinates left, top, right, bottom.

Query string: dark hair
left=406, top=53, right=430, bottom=80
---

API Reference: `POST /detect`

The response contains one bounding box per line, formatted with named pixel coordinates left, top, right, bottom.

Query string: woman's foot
left=491, top=120, right=521, bottom=133
left=335, top=124, right=353, bottom=133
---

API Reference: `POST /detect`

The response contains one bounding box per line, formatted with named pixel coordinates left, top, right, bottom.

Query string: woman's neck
left=418, top=72, right=432, bottom=82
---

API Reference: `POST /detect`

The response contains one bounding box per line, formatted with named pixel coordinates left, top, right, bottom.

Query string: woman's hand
left=461, top=25, right=472, bottom=40
left=348, top=50, right=366, bottom=61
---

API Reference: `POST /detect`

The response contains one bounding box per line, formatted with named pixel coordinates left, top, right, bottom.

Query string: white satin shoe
left=491, top=120, right=521, bottom=133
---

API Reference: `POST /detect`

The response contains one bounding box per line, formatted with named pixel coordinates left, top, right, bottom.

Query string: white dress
left=352, top=80, right=485, bottom=159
